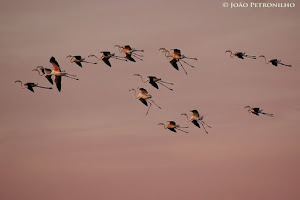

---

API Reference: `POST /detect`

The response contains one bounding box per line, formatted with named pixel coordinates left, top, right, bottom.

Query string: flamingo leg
left=157, top=82, right=173, bottom=91
left=149, top=100, right=161, bottom=109
left=261, top=112, right=274, bottom=117
left=279, top=63, right=292, bottom=67
left=158, top=80, right=174, bottom=85
left=35, top=86, right=52, bottom=89
left=65, top=75, right=79, bottom=80
left=112, top=57, right=128, bottom=61
left=199, top=120, right=212, bottom=128
left=244, top=55, right=256, bottom=59
left=178, top=60, right=188, bottom=75
left=146, top=102, right=152, bottom=115
left=132, top=54, right=143, bottom=61
left=176, top=128, right=189, bottom=134
left=132, top=53, right=143, bottom=57
left=181, top=59, right=195, bottom=68
left=82, top=61, right=97, bottom=64
left=183, top=56, right=197, bottom=60
left=198, top=121, right=209, bottom=134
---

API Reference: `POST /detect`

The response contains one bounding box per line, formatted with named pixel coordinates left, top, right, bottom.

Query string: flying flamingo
left=159, top=48, right=197, bottom=75
left=225, top=50, right=256, bottom=59
left=259, top=55, right=292, bottom=67
left=115, top=45, right=144, bottom=62
left=88, top=51, right=127, bottom=67
left=32, top=57, right=79, bottom=92
left=158, top=121, right=189, bottom=133
left=181, top=110, right=211, bottom=134
left=244, top=106, right=274, bottom=117
left=66, top=55, right=97, bottom=67
left=129, top=88, right=161, bottom=115
left=15, top=80, right=52, bottom=92
left=133, top=74, right=174, bottom=91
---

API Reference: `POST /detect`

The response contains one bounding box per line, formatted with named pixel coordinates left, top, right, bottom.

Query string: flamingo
left=115, top=45, right=144, bottom=62
left=129, top=88, right=161, bottom=115
left=244, top=106, right=274, bottom=117
left=259, top=55, right=292, bottom=67
left=32, top=57, right=79, bottom=92
left=88, top=51, right=127, bottom=67
left=159, top=48, right=197, bottom=75
left=133, top=74, right=174, bottom=91
left=158, top=121, right=189, bottom=133
left=225, top=50, right=256, bottom=59
left=15, top=80, right=52, bottom=92
left=181, top=110, right=211, bottom=134
left=66, top=55, right=97, bottom=67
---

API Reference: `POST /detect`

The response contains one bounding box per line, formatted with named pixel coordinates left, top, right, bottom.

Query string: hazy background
left=0, top=0, right=299, bottom=199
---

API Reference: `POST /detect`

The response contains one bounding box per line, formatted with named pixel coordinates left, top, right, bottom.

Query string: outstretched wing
left=50, top=57, right=61, bottom=71
left=170, top=58, right=179, bottom=70
left=253, top=108, right=260, bottom=112
left=27, top=85, right=34, bottom=92
left=45, top=75, right=53, bottom=85
left=75, top=62, right=82, bottom=67
left=168, top=128, right=177, bottom=133
left=102, top=57, right=112, bottom=67
left=192, top=120, right=200, bottom=128
left=74, top=56, right=82, bottom=60
left=55, top=76, right=61, bottom=92
left=126, top=54, right=136, bottom=62
left=149, top=81, right=159, bottom=89
left=139, top=98, right=148, bottom=106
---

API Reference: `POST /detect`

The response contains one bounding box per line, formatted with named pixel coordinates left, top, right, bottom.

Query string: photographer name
left=229, top=2, right=296, bottom=8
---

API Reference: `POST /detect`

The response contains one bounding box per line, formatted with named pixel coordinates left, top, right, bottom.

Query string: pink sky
left=0, top=0, right=299, bottom=199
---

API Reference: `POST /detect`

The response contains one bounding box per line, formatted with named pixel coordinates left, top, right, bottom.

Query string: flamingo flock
left=15, top=45, right=292, bottom=134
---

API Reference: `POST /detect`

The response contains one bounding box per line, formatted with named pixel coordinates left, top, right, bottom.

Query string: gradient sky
left=0, top=0, right=299, bottom=200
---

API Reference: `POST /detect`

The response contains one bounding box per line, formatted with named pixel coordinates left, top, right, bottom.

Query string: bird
left=259, top=55, right=292, bottom=67
left=244, top=106, right=274, bottom=117
left=181, top=110, right=211, bottom=134
left=129, top=88, right=161, bottom=115
left=115, top=45, right=144, bottom=62
left=15, top=80, right=52, bottom=92
left=88, top=51, right=127, bottom=67
left=159, top=48, right=197, bottom=75
left=225, top=50, right=256, bottom=59
left=133, top=74, right=174, bottom=91
left=66, top=55, right=97, bottom=67
left=158, top=121, right=189, bottom=133
left=32, top=57, right=79, bottom=92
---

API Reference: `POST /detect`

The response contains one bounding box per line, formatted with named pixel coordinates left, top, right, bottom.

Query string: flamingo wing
left=168, top=128, right=177, bottom=133
left=139, top=88, right=148, bottom=94
left=192, top=120, right=200, bottom=128
left=139, top=98, right=148, bottom=106
left=45, top=75, right=53, bottom=85
left=126, top=54, right=136, bottom=62
left=26, top=84, right=35, bottom=92
left=74, top=56, right=82, bottom=60
left=191, top=110, right=199, bottom=117
left=55, top=76, right=62, bottom=92
left=253, top=108, right=260, bottom=113
left=170, top=58, right=179, bottom=70
left=50, top=57, right=61, bottom=71
left=75, top=62, right=82, bottom=67
left=149, top=81, right=159, bottom=89
left=102, top=57, right=112, bottom=67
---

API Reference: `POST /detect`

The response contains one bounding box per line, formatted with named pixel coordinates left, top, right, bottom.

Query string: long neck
left=137, top=75, right=147, bottom=83
left=130, top=89, right=137, bottom=97
left=16, top=81, right=25, bottom=88
left=69, top=57, right=74, bottom=63
left=159, top=124, right=167, bottom=129
left=90, top=55, right=101, bottom=60
left=260, top=56, right=269, bottom=64
left=182, top=113, right=189, bottom=121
